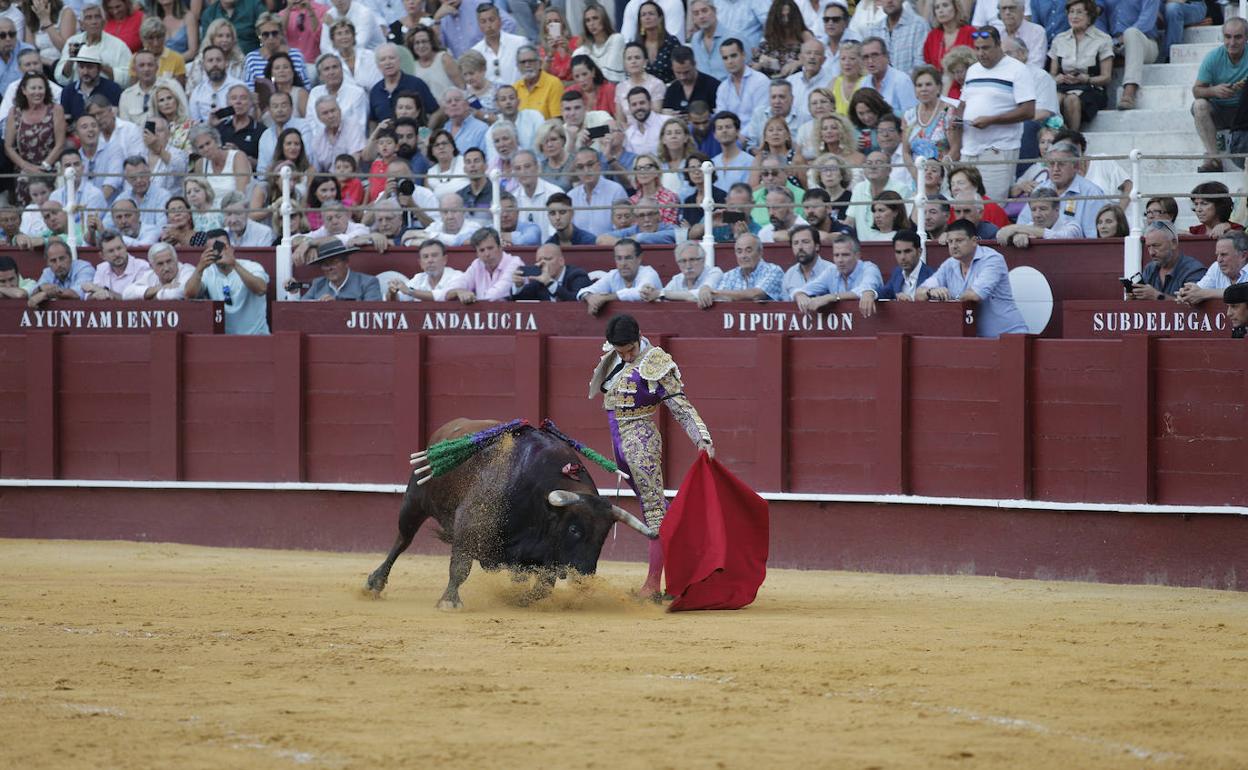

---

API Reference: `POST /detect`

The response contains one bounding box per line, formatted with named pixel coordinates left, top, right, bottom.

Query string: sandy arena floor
left=1, top=539, right=1246, bottom=770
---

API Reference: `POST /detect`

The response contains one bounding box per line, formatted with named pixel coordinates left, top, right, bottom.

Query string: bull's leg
left=366, top=494, right=428, bottom=596
left=436, top=546, right=473, bottom=610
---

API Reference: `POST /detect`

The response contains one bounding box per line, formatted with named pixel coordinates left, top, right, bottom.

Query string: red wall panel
left=422, top=335, right=517, bottom=439
left=1029, top=341, right=1129, bottom=502
left=785, top=338, right=880, bottom=493
left=56, top=336, right=152, bottom=479
left=0, top=336, right=26, bottom=477
left=304, top=336, right=397, bottom=483
left=907, top=338, right=1003, bottom=497
left=181, top=336, right=278, bottom=481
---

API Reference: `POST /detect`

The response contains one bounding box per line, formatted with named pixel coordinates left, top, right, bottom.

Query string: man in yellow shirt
left=512, top=44, right=563, bottom=119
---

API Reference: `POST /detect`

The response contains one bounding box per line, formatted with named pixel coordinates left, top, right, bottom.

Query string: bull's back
left=426, top=418, right=502, bottom=447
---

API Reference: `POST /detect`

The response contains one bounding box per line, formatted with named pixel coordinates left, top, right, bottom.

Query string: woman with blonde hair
left=656, top=117, right=696, bottom=196
left=188, top=19, right=246, bottom=91
left=749, top=115, right=802, bottom=189
left=188, top=125, right=251, bottom=200
left=630, top=153, right=680, bottom=224
left=832, top=41, right=864, bottom=115
left=807, top=153, right=854, bottom=222
left=815, top=112, right=865, bottom=172
left=23, top=0, right=76, bottom=69
left=940, top=45, right=976, bottom=99
left=797, top=87, right=836, bottom=160
left=183, top=176, right=224, bottom=232
left=571, top=2, right=624, bottom=82
left=535, top=119, right=576, bottom=190
left=923, top=0, right=974, bottom=70
left=151, top=79, right=193, bottom=150
left=539, top=6, right=580, bottom=82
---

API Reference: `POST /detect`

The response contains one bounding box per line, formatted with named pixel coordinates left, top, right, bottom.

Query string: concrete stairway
left=1083, top=23, right=1243, bottom=230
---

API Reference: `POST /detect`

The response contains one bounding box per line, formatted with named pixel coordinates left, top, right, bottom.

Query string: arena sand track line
left=0, top=539, right=1246, bottom=769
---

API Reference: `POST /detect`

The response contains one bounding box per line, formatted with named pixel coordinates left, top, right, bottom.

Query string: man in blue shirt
left=711, top=231, right=785, bottom=302
left=1130, top=220, right=1207, bottom=301
left=1015, top=141, right=1104, bottom=238
left=29, top=238, right=93, bottom=304
left=794, top=231, right=884, bottom=316
left=0, top=18, right=33, bottom=97
left=545, top=192, right=598, bottom=246
left=368, top=43, right=438, bottom=126
left=688, top=0, right=729, bottom=80
left=917, top=219, right=1029, bottom=338
left=184, top=229, right=271, bottom=335
left=569, top=147, right=629, bottom=236
left=859, top=36, right=916, bottom=114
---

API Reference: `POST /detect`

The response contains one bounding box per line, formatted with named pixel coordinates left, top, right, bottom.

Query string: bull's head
left=547, top=490, right=658, bottom=539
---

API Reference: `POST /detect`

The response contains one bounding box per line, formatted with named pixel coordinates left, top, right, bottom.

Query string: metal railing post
left=489, top=169, right=502, bottom=235
left=64, top=166, right=79, bottom=258
left=1124, top=149, right=1143, bottom=280
left=275, top=164, right=294, bottom=301
left=913, top=155, right=928, bottom=262
left=700, top=160, right=715, bottom=269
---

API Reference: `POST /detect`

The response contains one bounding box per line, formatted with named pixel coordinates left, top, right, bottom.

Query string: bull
left=366, top=418, right=656, bottom=609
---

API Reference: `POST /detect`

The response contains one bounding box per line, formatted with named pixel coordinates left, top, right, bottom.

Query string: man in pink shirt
left=458, top=227, right=525, bottom=302
left=82, top=229, right=154, bottom=300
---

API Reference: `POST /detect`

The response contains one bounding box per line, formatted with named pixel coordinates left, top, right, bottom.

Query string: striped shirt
left=243, top=48, right=310, bottom=87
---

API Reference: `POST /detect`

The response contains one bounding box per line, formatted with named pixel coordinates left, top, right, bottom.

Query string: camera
left=285, top=278, right=311, bottom=292
left=213, top=106, right=235, bottom=120
left=397, top=179, right=415, bottom=197
left=722, top=211, right=745, bottom=224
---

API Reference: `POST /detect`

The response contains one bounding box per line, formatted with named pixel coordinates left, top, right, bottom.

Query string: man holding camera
left=511, top=243, right=590, bottom=301
left=184, top=228, right=271, bottom=334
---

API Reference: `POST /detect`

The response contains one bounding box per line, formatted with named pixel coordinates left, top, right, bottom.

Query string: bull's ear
left=548, top=490, right=582, bottom=507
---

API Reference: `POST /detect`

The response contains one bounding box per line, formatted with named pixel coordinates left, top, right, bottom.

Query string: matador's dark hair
left=605, top=314, right=640, bottom=346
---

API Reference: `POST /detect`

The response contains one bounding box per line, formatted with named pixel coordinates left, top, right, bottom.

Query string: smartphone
left=144, top=120, right=156, bottom=133
left=722, top=211, right=745, bottom=224
left=213, top=106, right=235, bottom=120
left=520, top=265, right=543, bottom=276
left=212, top=241, right=224, bottom=261
left=547, top=21, right=562, bottom=38
left=1119, top=278, right=1135, bottom=290
left=586, top=124, right=609, bottom=140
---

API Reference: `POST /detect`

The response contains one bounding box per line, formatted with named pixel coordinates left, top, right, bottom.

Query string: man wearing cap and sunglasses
left=184, top=228, right=271, bottom=334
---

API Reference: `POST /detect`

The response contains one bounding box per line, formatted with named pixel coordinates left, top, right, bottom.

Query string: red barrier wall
left=4, top=331, right=1246, bottom=506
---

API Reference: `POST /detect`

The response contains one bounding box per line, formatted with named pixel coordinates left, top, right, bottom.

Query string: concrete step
left=1140, top=171, right=1243, bottom=201
left=1139, top=62, right=1200, bottom=86
left=1133, top=84, right=1195, bottom=109
left=1170, top=41, right=1219, bottom=64
left=1085, top=131, right=1204, bottom=156
left=1086, top=109, right=1191, bottom=133
left=1183, top=25, right=1226, bottom=44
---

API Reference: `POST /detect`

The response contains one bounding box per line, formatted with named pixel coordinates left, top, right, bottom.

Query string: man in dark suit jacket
left=300, top=238, right=383, bottom=301
left=512, top=243, right=591, bottom=301
left=861, top=229, right=934, bottom=316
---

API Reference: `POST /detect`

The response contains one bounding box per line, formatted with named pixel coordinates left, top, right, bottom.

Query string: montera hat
left=1224, top=282, right=1248, bottom=304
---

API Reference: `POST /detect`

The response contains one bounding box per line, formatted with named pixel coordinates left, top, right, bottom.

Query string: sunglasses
left=970, top=30, right=995, bottom=39
left=823, top=15, right=845, bottom=22
left=260, top=29, right=280, bottom=38
left=0, top=31, right=15, bottom=39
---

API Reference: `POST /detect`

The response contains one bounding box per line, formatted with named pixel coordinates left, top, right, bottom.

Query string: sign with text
left=0, top=300, right=225, bottom=334
left=1062, top=300, right=1232, bottom=338
left=272, top=301, right=977, bottom=337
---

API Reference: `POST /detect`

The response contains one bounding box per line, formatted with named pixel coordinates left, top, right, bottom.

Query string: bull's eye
left=567, top=523, right=582, bottom=539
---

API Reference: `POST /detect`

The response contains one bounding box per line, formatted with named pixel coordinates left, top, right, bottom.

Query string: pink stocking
left=642, top=538, right=664, bottom=594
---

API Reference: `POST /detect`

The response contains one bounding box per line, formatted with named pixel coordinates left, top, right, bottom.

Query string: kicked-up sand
left=0, top=539, right=1245, bottom=769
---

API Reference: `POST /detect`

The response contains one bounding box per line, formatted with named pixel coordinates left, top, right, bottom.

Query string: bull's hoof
left=436, top=598, right=463, bottom=610
left=365, top=574, right=387, bottom=597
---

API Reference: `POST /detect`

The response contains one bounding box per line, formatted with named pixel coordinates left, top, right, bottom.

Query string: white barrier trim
left=1, top=478, right=1244, bottom=516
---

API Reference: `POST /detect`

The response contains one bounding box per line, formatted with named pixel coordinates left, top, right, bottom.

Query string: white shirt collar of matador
left=587, top=337, right=681, bottom=398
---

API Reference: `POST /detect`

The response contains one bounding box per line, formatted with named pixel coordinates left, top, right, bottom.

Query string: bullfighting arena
left=2, top=539, right=1246, bottom=769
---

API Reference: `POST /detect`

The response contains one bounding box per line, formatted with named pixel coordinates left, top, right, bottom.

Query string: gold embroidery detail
left=638, top=347, right=678, bottom=383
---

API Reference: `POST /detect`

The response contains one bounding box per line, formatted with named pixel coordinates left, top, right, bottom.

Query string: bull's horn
left=611, top=505, right=658, bottom=540
left=547, top=490, right=582, bottom=507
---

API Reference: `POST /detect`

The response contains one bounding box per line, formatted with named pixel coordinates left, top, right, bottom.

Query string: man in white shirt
left=509, top=149, right=561, bottom=240
left=472, top=2, right=527, bottom=86
left=307, top=54, right=368, bottom=137
left=653, top=241, right=723, bottom=308
left=116, top=156, right=170, bottom=231
left=787, top=39, right=834, bottom=122
left=319, top=0, right=385, bottom=54
left=715, top=38, right=770, bottom=121
left=188, top=46, right=245, bottom=123
left=88, top=95, right=144, bottom=160
left=255, top=92, right=308, bottom=174
left=122, top=241, right=196, bottom=300
left=293, top=201, right=370, bottom=262
left=993, top=0, right=1046, bottom=69
left=388, top=239, right=469, bottom=302
left=118, top=50, right=160, bottom=127
left=97, top=198, right=160, bottom=247
left=307, top=94, right=366, bottom=172
left=74, top=112, right=123, bottom=201
left=222, top=191, right=274, bottom=247
left=745, top=80, right=802, bottom=148
left=623, top=87, right=664, bottom=155
left=996, top=186, right=1084, bottom=246
left=54, top=3, right=131, bottom=87
left=419, top=193, right=483, bottom=247
left=48, top=150, right=108, bottom=233
left=956, top=26, right=1035, bottom=202
left=577, top=237, right=663, bottom=315
left=758, top=187, right=810, bottom=243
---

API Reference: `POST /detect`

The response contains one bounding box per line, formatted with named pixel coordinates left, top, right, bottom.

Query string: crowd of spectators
left=0, top=0, right=1245, bottom=336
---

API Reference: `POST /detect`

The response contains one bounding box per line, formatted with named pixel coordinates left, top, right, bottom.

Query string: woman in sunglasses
left=629, top=153, right=679, bottom=224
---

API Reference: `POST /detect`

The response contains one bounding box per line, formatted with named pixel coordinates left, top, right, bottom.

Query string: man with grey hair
left=1015, top=141, right=1104, bottom=238
left=1128, top=219, right=1206, bottom=301
left=98, top=198, right=159, bottom=247
left=0, top=17, right=30, bottom=96
left=471, top=1, right=526, bottom=86
left=1003, top=37, right=1057, bottom=123
left=307, top=53, right=367, bottom=132
left=440, top=87, right=489, bottom=152
left=222, top=191, right=274, bottom=247
left=117, top=156, right=170, bottom=230
left=419, top=192, right=483, bottom=247
left=55, top=3, right=131, bottom=88
left=745, top=79, right=799, bottom=147
left=217, top=84, right=263, bottom=164
left=369, top=42, right=437, bottom=126
left=122, top=242, right=196, bottom=300
left=596, top=197, right=676, bottom=246
left=510, top=148, right=561, bottom=240
left=514, top=44, right=564, bottom=120
left=188, top=45, right=244, bottom=123
left=295, top=200, right=370, bottom=258
left=1192, top=17, right=1248, bottom=173
left=647, top=241, right=723, bottom=308
left=758, top=187, right=809, bottom=243
left=308, top=94, right=364, bottom=172
left=1177, top=231, right=1248, bottom=305
left=793, top=233, right=884, bottom=316
left=996, top=187, right=1084, bottom=247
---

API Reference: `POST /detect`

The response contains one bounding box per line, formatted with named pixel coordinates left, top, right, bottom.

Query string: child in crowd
left=334, top=154, right=365, bottom=215
left=366, top=130, right=401, bottom=202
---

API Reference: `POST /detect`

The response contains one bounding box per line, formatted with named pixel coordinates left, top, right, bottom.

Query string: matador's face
left=612, top=342, right=640, bottom=363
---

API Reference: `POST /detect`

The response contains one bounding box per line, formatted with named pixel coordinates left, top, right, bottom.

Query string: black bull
left=366, top=419, right=656, bottom=608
